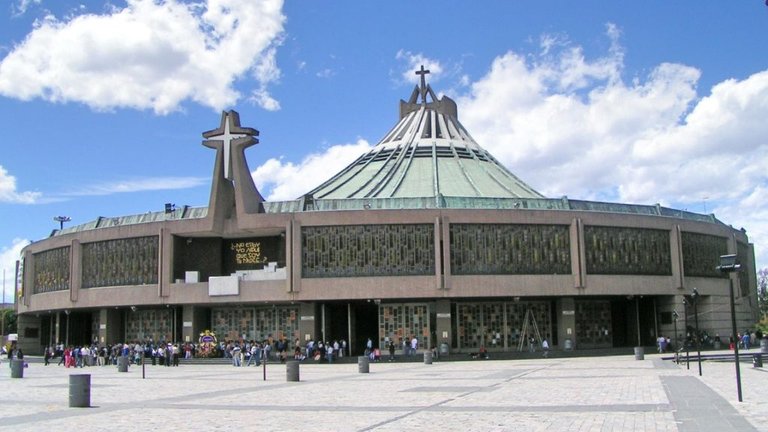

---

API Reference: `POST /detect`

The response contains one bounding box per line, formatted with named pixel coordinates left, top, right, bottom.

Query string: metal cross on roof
left=415, top=65, right=430, bottom=104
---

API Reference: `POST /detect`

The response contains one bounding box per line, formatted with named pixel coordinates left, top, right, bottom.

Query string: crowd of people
left=658, top=328, right=765, bottom=353
left=8, top=333, right=442, bottom=368
left=38, top=341, right=191, bottom=368
left=220, top=335, right=425, bottom=366
left=221, top=337, right=352, bottom=366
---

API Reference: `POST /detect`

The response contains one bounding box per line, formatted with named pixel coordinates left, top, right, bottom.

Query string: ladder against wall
left=517, top=308, right=543, bottom=352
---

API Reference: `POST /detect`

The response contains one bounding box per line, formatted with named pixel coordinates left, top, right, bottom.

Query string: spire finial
left=415, top=65, right=430, bottom=104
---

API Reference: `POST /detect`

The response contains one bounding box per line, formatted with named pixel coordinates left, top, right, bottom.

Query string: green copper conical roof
left=307, top=66, right=544, bottom=201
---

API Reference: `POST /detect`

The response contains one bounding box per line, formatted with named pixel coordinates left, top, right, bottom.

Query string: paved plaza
left=1, top=351, right=767, bottom=431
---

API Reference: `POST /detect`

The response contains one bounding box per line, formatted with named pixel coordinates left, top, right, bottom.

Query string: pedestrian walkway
left=1, top=351, right=766, bottom=431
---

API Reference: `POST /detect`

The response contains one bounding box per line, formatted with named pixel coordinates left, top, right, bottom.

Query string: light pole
left=64, top=309, right=70, bottom=347
left=682, top=298, right=690, bottom=370
left=672, top=310, right=679, bottom=363
left=1, top=268, right=5, bottom=340
left=691, top=288, right=702, bottom=376
left=53, top=216, right=71, bottom=230
left=717, top=254, right=743, bottom=402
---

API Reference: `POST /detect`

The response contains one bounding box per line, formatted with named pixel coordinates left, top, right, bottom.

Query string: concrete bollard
left=69, top=374, right=91, bottom=408
left=761, top=338, right=768, bottom=354
left=634, top=346, right=644, bottom=360
left=117, top=356, right=129, bottom=372
left=423, top=351, right=433, bottom=365
left=10, top=359, right=24, bottom=378
left=358, top=356, right=369, bottom=373
left=286, top=360, right=300, bottom=382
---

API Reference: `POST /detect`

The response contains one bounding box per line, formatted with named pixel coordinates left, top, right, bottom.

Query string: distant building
left=15, top=69, right=758, bottom=355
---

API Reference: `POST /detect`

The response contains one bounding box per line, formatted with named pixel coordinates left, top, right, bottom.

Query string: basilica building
left=15, top=69, right=758, bottom=356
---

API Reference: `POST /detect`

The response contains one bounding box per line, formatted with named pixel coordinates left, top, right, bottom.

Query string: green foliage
left=757, top=268, right=767, bottom=333
left=757, top=316, right=768, bottom=334
left=758, top=268, right=768, bottom=320
left=1, top=308, right=16, bottom=334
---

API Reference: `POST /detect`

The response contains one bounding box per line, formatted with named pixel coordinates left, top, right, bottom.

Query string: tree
left=757, top=268, right=768, bottom=334
left=0, top=308, right=16, bottom=335
left=758, top=268, right=768, bottom=318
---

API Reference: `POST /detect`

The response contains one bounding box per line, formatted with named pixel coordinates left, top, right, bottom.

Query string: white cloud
left=0, top=165, right=41, bottom=203
left=11, top=0, right=40, bottom=16
left=454, top=25, right=768, bottom=268
left=0, top=0, right=286, bottom=114
left=0, top=238, right=28, bottom=304
left=252, top=25, right=768, bottom=269
left=63, top=176, right=207, bottom=196
left=395, top=50, right=443, bottom=85
left=252, top=139, right=372, bottom=200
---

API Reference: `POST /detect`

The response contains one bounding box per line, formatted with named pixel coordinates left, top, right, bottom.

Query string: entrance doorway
left=354, top=302, right=378, bottom=355
left=321, top=302, right=379, bottom=356
left=611, top=296, right=658, bottom=347
left=324, top=303, right=348, bottom=345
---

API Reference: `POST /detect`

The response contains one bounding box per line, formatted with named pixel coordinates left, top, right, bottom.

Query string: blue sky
left=1, top=1, right=767, bottom=303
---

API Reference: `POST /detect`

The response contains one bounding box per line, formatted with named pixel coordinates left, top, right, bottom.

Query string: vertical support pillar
left=298, top=303, right=315, bottom=347
left=435, top=300, right=451, bottom=353
left=502, top=302, right=508, bottom=350
left=21, top=250, right=33, bottom=308
left=558, top=298, right=576, bottom=350
left=347, top=303, right=353, bottom=355
left=104, top=308, right=122, bottom=345
left=158, top=228, right=173, bottom=298
left=97, top=309, right=109, bottom=345
left=292, top=219, right=303, bottom=293
left=181, top=305, right=193, bottom=343
left=321, top=303, right=327, bottom=343
left=70, top=240, right=81, bottom=302
left=570, top=219, right=585, bottom=290
left=55, top=312, right=61, bottom=346
left=671, top=225, right=684, bottom=290
left=285, top=219, right=293, bottom=293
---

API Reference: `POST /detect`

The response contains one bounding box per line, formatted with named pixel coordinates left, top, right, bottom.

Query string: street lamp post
left=64, top=309, right=70, bottom=347
left=682, top=298, right=689, bottom=370
left=53, top=216, right=71, bottom=230
left=672, top=310, right=679, bottom=363
left=717, top=254, right=743, bottom=402
left=691, top=288, right=702, bottom=376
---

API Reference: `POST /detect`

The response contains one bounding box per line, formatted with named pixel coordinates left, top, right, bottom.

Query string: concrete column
left=181, top=305, right=209, bottom=342
left=159, top=228, right=173, bottom=298
left=16, top=313, right=42, bottom=354
left=21, top=250, right=33, bottom=308
left=671, top=225, right=684, bottom=290
left=70, top=240, right=81, bottom=302
left=104, top=308, right=122, bottom=345
left=55, top=312, right=61, bottom=345
left=298, top=303, right=316, bottom=345
left=570, top=219, right=585, bottom=290
left=285, top=220, right=293, bottom=293
left=435, top=300, right=451, bottom=351
left=97, top=309, right=108, bottom=345
left=291, top=219, right=302, bottom=293
left=558, top=298, right=576, bottom=349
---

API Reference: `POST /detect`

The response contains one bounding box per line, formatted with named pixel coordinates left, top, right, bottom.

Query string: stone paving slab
left=1, top=352, right=766, bottom=431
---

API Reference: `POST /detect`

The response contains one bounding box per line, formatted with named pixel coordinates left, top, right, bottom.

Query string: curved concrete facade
left=15, top=78, right=759, bottom=356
